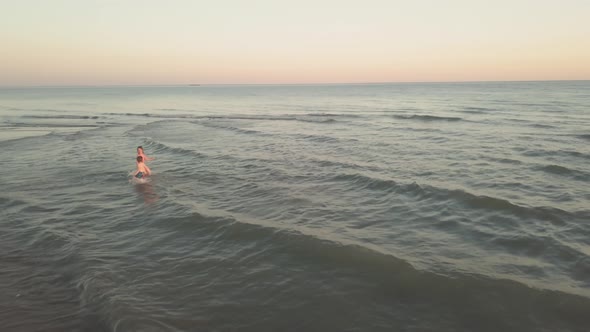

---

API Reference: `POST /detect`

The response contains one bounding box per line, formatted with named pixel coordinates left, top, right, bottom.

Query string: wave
left=329, top=173, right=588, bottom=223
left=189, top=120, right=348, bottom=144
left=152, top=211, right=590, bottom=328
left=537, top=164, right=589, bottom=181
left=0, top=196, right=28, bottom=212
left=0, top=123, right=106, bottom=145
left=483, top=156, right=523, bottom=165
left=104, top=112, right=340, bottom=124
left=138, top=138, right=283, bottom=177
left=394, top=114, right=463, bottom=122
left=156, top=108, right=195, bottom=112
left=55, top=202, right=590, bottom=331
left=142, top=138, right=208, bottom=159
left=506, top=118, right=530, bottom=123
left=529, top=123, right=557, bottom=129
left=195, top=121, right=271, bottom=137
left=522, top=149, right=590, bottom=161
left=577, top=134, right=590, bottom=141
left=296, top=133, right=341, bottom=143
left=540, top=164, right=574, bottom=175
left=2, top=122, right=98, bottom=128
left=488, top=234, right=589, bottom=277
left=303, top=112, right=362, bottom=119
left=305, top=112, right=352, bottom=117
left=295, top=117, right=336, bottom=124
left=463, top=106, right=495, bottom=112
left=306, top=157, right=381, bottom=172
left=0, top=130, right=55, bottom=146
left=21, top=115, right=101, bottom=120
left=6, top=108, right=72, bottom=113
left=137, top=131, right=371, bottom=180
left=560, top=150, right=590, bottom=160
left=457, top=106, right=498, bottom=114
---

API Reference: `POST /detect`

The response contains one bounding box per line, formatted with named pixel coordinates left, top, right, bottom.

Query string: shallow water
left=1, top=82, right=589, bottom=331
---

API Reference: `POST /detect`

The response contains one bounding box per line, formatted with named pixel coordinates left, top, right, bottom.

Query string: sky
left=1, top=0, right=589, bottom=85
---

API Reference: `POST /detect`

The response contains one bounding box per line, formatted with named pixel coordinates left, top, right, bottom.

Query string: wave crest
left=394, top=114, right=463, bottom=122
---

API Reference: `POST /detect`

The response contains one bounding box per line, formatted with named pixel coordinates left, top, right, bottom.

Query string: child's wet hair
left=137, top=146, right=143, bottom=151
left=137, top=156, right=143, bottom=162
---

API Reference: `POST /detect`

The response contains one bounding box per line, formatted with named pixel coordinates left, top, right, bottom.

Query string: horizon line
left=1, top=79, right=589, bottom=88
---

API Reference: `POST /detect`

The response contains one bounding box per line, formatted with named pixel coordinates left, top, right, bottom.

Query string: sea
left=1, top=81, right=589, bottom=332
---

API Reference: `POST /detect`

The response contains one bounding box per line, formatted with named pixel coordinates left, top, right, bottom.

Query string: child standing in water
left=137, top=146, right=154, bottom=162
left=135, top=156, right=151, bottom=179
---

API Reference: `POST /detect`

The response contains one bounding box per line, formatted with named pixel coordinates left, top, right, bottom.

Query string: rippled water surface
left=1, top=82, right=589, bottom=331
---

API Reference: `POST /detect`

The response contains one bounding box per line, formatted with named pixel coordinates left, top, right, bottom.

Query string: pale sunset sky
left=1, top=0, right=589, bottom=85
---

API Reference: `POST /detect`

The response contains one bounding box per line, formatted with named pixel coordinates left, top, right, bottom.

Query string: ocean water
left=1, top=81, right=589, bottom=332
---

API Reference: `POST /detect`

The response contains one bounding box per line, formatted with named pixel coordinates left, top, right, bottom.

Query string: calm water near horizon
left=1, top=81, right=589, bottom=331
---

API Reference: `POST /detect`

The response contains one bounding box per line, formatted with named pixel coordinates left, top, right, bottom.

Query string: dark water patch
left=0, top=196, right=28, bottom=208
left=522, top=148, right=590, bottom=161
left=483, top=156, right=523, bottom=165
left=537, top=164, right=589, bottom=181
left=295, top=117, right=337, bottom=124
left=422, top=135, right=449, bottom=143
left=202, top=114, right=292, bottom=122
left=529, top=123, right=557, bottom=129
left=107, top=112, right=154, bottom=117
left=305, top=112, right=359, bottom=118
left=394, top=126, right=448, bottom=134
left=458, top=110, right=487, bottom=114
left=1, top=275, right=103, bottom=332
left=541, top=164, right=575, bottom=175
left=0, top=197, right=32, bottom=216
left=572, top=258, right=590, bottom=286
left=394, top=114, right=463, bottom=122
left=0, top=237, right=105, bottom=331
left=577, top=134, right=590, bottom=141
left=463, top=106, right=495, bottom=112
left=505, top=118, right=531, bottom=123
left=20, top=204, right=63, bottom=214
left=559, top=150, right=590, bottom=160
